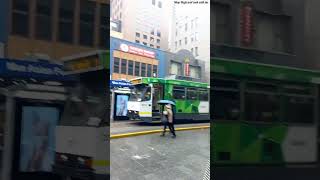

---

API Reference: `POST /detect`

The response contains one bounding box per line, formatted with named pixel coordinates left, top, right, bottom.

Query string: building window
left=254, top=12, right=291, bottom=53
left=170, top=62, right=182, bottom=75
left=213, top=3, right=231, bottom=44
left=35, top=0, right=53, bottom=40
left=179, top=40, right=181, bottom=46
left=143, top=42, right=147, bottom=46
left=191, top=48, right=194, bottom=54
left=58, top=0, right=74, bottom=43
left=150, top=44, right=154, bottom=48
left=147, top=64, right=152, bottom=77
left=79, top=0, right=95, bottom=46
left=195, top=17, right=198, bottom=28
left=136, top=32, right=140, bottom=37
left=157, top=30, right=161, bottom=37
left=185, top=37, right=187, bottom=45
left=195, top=32, right=199, bottom=41
left=150, top=37, right=154, bottom=43
left=121, top=59, right=127, bottom=74
left=151, top=29, right=154, bottom=35
left=152, top=65, right=158, bottom=76
left=12, top=0, right=29, bottom=36
left=152, top=0, right=155, bottom=5
left=114, top=57, right=120, bottom=73
left=134, top=62, right=140, bottom=76
left=190, top=66, right=200, bottom=78
left=141, top=63, right=146, bottom=76
left=157, top=46, right=160, bottom=49
left=191, top=36, right=194, bottom=42
left=143, top=34, right=147, bottom=39
left=100, top=3, right=109, bottom=48
left=185, top=23, right=188, bottom=31
left=128, top=60, right=134, bottom=75
left=158, top=1, right=162, bottom=8
left=156, top=39, right=160, bottom=44
left=195, top=47, right=198, bottom=56
left=135, top=40, right=140, bottom=43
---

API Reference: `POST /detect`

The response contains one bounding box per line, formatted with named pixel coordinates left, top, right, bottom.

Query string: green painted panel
left=212, top=122, right=288, bottom=164
left=211, top=57, right=320, bottom=84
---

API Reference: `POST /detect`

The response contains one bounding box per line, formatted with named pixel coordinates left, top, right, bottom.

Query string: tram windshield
left=129, top=84, right=151, bottom=101
left=60, top=85, right=107, bottom=127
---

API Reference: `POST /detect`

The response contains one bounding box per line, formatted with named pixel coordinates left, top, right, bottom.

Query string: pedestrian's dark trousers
left=163, top=122, right=176, bottom=135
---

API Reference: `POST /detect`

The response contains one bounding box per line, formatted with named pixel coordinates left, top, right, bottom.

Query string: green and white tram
left=127, top=77, right=210, bottom=122
left=211, top=57, right=320, bottom=165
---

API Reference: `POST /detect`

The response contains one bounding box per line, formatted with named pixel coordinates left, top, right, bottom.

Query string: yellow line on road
left=110, top=125, right=210, bottom=139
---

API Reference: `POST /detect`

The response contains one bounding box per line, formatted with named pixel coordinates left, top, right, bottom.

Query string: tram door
left=152, top=84, right=164, bottom=112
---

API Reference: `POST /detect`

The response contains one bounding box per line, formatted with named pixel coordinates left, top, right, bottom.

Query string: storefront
left=110, top=37, right=167, bottom=81
left=110, top=80, right=132, bottom=121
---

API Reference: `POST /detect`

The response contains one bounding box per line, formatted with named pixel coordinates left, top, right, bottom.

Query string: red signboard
left=184, top=63, right=190, bottom=76
left=240, top=1, right=253, bottom=46
left=120, top=43, right=155, bottom=58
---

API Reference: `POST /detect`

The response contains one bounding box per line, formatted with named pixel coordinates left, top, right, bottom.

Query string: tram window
left=212, top=79, right=239, bottom=89
left=143, top=86, right=152, bottom=101
left=283, top=85, right=314, bottom=95
left=173, top=86, right=186, bottom=99
left=247, top=82, right=277, bottom=92
left=213, top=90, right=240, bottom=120
left=187, top=88, right=198, bottom=100
left=199, top=89, right=209, bottom=101
left=245, top=93, right=279, bottom=122
left=283, top=96, right=314, bottom=123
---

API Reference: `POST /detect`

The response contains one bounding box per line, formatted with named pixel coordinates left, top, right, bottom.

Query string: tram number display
left=65, top=55, right=101, bottom=71
left=131, top=79, right=142, bottom=85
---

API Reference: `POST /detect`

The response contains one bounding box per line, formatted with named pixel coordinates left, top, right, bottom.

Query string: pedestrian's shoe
left=171, top=134, right=176, bottom=138
left=160, top=132, right=165, bottom=137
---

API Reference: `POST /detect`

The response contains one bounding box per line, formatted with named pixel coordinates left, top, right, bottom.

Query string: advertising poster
left=19, top=106, right=60, bottom=172
left=116, top=95, right=129, bottom=116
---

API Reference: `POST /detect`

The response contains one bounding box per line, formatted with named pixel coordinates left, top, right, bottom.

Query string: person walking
left=161, top=103, right=176, bottom=138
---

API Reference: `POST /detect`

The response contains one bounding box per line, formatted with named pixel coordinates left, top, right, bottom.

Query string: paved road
left=110, top=129, right=210, bottom=180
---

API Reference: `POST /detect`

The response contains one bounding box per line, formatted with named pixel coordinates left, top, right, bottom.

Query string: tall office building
left=111, top=0, right=173, bottom=51
left=169, top=2, right=210, bottom=81
left=5, top=0, right=109, bottom=60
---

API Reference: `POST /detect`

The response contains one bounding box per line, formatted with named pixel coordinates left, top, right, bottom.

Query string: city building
left=110, top=0, right=173, bottom=51
left=110, top=37, right=161, bottom=80
left=3, top=0, right=109, bottom=61
left=110, top=37, right=207, bottom=82
left=169, top=1, right=210, bottom=81
left=211, top=0, right=320, bottom=70
left=165, top=49, right=207, bottom=83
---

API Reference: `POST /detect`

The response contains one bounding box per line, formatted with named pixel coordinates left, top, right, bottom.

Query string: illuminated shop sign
left=120, top=43, right=155, bottom=58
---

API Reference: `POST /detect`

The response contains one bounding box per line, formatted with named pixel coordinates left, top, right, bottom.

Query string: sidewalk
left=111, top=121, right=210, bottom=135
